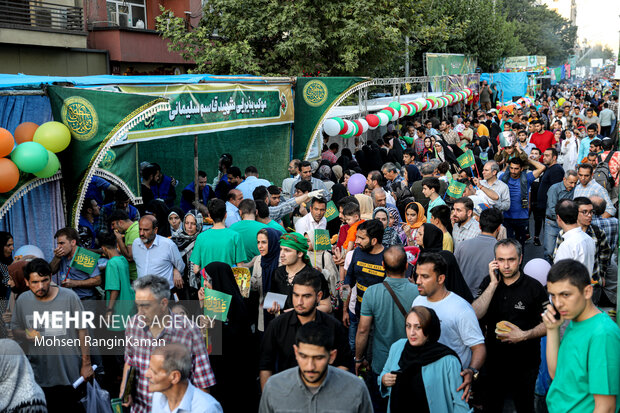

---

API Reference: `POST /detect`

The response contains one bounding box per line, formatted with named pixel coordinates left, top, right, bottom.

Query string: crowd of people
left=1, top=76, right=620, bottom=413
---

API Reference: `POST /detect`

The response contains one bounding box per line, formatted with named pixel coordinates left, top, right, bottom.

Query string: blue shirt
left=132, top=235, right=185, bottom=289
left=577, top=136, right=592, bottom=163
left=85, top=176, right=110, bottom=205
left=151, top=382, right=222, bottom=413
left=225, top=201, right=241, bottom=228
left=235, top=176, right=272, bottom=200
left=545, top=181, right=575, bottom=220
left=58, top=255, right=101, bottom=299
left=102, top=202, right=140, bottom=223
left=499, top=171, right=535, bottom=220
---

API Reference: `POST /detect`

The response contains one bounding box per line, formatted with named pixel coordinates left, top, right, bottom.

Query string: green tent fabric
left=47, top=86, right=169, bottom=226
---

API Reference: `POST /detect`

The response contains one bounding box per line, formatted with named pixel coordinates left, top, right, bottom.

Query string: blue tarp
left=0, top=73, right=269, bottom=89
left=480, top=72, right=529, bottom=102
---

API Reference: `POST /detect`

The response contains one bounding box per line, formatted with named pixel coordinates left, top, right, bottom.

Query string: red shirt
left=530, top=130, right=555, bottom=153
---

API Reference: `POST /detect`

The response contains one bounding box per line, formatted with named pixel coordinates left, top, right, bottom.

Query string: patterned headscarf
left=280, top=232, right=310, bottom=265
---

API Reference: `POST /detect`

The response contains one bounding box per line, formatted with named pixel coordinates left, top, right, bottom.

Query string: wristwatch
left=466, top=367, right=480, bottom=380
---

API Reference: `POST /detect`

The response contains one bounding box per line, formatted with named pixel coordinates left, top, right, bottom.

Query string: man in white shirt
left=412, top=252, right=486, bottom=400
left=473, top=161, right=510, bottom=211
left=148, top=344, right=222, bottom=413
left=554, top=199, right=595, bottom=275
left=235, top=166, right=272, bottom=200
left=451, top=197, right=481, bottom=247
left=225, top=189, right=243, bottom=227
left=294, top=197, right=327, bottom=249
left=281, top=159, right=301, bottom=201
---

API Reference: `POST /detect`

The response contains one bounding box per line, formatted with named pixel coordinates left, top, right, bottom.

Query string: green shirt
left=427, top=196, right=446, bottom=223
left=229, top=220, right=269, bottom=261
left=360, top=277, right=419, bottom=374
left=267, top=219, right=287, bottom=234
left=547, top=312, right=620, bottom=413
left=124, top=221, right=140, bottom=281
left=104, top=256, right=135, bottom=331
left=190, top=227, right=247, bottom=269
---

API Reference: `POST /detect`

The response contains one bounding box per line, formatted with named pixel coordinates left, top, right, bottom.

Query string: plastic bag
left=80, top=379, right=114, bottom=413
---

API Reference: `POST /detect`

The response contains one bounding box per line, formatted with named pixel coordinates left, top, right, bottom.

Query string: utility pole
left=405, top=36, right=410, bottom=78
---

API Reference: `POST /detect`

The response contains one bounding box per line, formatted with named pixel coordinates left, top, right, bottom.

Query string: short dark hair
left=300, top=161, right=312, bottom=170
left=509, top=157, right=525, bottom=168
left=292, top=269, right=323, bottom=294
left=329, top=143, right=339, bottom=151
left=421, top=177, right=440, bottom=193
left=338, top=196, right=359, bottom=209
left=494, top=238, right=522, bottom=257
left=228, top=166, right=242, bottom=178
left=453, top=197, right=474, bottom=211
left=479, top=207, right=503, bottom=233
left=545, top=147, right=558, bottom=158
left=253, top=185, right=269, bottom=202
left=578, top=163, right=594, bottom=173
left=436, top=162, right=449, bottom=175
left=294, top=180, right=312, bottom=193
left=530, top=147, right=541, bottom=156
left=207, top=198, right=227, bottom=223
left=547, top=259, right=591, bottom=290
left=142, top=164, right=157, bottom=180
left=295, top=321, right=334, bottom=352
left=586, top=123, right=597, bottom=131
left=430, top=205, right=452, bottom=233
left=108, top=209, right=130, bottom=223
left=198, top=170, right=207, bottom=179
left=114, top=190, right=130, bottom=203
left=255, top=200, right=270, bottom=219
left=238, top=199, right=256, bottom=216
left=267, top=185, right=281, bottom=195
left=310, top=197, right=327, bottom=207
left=404, top=148, right=416, bottom=157
left=416, top=252, right=447, bottom=277
left=245, top=166, right=258, bottom=176
left=81, top=198, right=97, bottom=215
left=97, top=231, right=117, bottom=248
left=357, top=219, right=385, bottom=244
left=573, top=196, right=592, bottom=208
left=55, top=227, right=79, bottom=242
left=556, top=199, right=578, bottom=225
left=342, top=202, right=360, bottom=217
left=24, top=258, right=52, bottom=281
left=368, top=170, right=383, bottom=185
left=383, top=245, right=407, bottom=275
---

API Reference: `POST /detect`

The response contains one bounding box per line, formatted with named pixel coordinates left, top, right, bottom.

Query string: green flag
left=446, top=180, right=467, bottom=199
left=314, top=229, right=332, bottom=251
left=69, top=246, right=100, bottom=275
left=46, top=86, right=168, bottom=227
left=457, top=150, right=475, bottom=169
left=203, top=289, right=232, bottom=321
left=325, top=201, right=339, bottom=222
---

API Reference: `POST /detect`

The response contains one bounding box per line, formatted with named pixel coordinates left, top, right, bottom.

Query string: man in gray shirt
left=259, top=322, right=372, bottom=413
left=454, top=208, right=503, bottom=296
left=12, top=258, right=94, bottom=412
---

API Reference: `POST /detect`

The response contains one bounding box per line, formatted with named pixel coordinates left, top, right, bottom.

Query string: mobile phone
left=494, top=269, right=500, bottom=279
left=551, top=301, right=561, bottom=320
left=390, top=370, right=402, bottom=376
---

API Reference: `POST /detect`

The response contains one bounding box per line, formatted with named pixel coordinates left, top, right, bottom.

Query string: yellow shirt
left=442, top=232, right=454, bottom=252
left=477, top=124, right=489, bottom=137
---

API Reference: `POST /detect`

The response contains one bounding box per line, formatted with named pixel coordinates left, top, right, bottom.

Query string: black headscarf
left=203, top=262, right=249, bottom=330
left=0, top=232, right=13, bottom=266
left=331, top=184, right=349, bottom=205
left=390, top=307, right=459, bottom=413
left=259, top=228, right=281, bottom=294
left=419, top=224, right=474, bottom=303
left=144, top=200, right=171, bottom=238
left=405, top=165, right=422, bottom=187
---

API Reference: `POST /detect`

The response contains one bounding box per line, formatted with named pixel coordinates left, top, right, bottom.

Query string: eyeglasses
left=579, top=210, right=593, bottom=216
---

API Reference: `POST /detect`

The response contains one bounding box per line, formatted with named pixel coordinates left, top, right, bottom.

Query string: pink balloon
left=347, top=173, right=367, bottom=195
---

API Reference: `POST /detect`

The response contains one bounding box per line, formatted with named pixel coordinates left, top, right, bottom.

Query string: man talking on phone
left=472, top=238, right=548, bottom=413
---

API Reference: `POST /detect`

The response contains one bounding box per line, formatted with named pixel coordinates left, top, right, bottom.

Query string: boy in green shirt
left=422, top=177, right=446, bottom=223
left=543, top=259, right=620, bottom=413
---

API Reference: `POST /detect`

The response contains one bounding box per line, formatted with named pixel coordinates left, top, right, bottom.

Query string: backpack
left=593, top=151, right=616, bottom=193
left=479, top=146, right=491, bottom=164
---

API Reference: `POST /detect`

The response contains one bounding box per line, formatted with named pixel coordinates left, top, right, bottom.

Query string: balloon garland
left=323, top=87, right=476, bottom=137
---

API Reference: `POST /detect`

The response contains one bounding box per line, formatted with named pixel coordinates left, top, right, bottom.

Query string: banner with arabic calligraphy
left=446, top=180, right=467, bottom=199
left=314, top=229, right=332, bottom=251
left=203, top=289, right=232, bottom=322
left=69, top=246, right=101, bottom=274
left=457, top=150, right=475, bottom=169
left=117, top=84, right=294, bottom=142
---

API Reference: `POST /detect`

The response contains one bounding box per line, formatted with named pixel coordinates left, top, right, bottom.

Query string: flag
left=324, top=201, right=339, bottom=222
left=69, top=246, right=100, bottom=275
left=203, top=289, right=232, bottom=321
left=232, top=267, right=251, bottom=298
left=314, top=229, right=331, bottom=251
left=457, top=150, right=475, bottom=169
left=446, top=180, right=467, bottom=199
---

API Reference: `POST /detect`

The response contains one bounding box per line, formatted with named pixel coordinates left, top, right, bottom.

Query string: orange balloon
left=14, top=122, right=39, bottom=144
left=0, top=158, right=19, bottom=193
left=0, top=128, right=15, bottom=158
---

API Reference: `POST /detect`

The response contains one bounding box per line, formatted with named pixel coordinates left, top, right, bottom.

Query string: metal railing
left=0, top=1, right=84, bottom=33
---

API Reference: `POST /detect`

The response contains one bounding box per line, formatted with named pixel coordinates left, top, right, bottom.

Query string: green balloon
left=388, top=102, right=401, bottom=111
left=333, top=117, right=345, bottom=130
left=11, top=141, right=49, bottom=174
left=34, top=150, right=60, bottom=178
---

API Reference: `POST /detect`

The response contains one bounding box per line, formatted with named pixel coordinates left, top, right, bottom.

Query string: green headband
left=280, top=232, right=310, bottom=264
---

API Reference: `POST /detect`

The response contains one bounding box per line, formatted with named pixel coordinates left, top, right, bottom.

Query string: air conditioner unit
left=118, top=12, right=129, bottom=27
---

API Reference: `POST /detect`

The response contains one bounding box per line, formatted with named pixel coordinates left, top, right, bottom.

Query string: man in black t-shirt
left=259, top=269, right=351, bottom=390
left=472, top=239, right=548, bottom=413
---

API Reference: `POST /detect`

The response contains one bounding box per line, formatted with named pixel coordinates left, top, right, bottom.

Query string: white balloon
left=414, top=98, right=428, bottom=111
left=390, top=109, right=399, bottom=121
left=344, top=120, right=355, bottom=134
left=399, top=108, right=406, bottom=118
left=323, top=119, right=341, bottom=136
left=377, top=112, right=390, bottom=126
left=358, top=119, right=369, bottom=133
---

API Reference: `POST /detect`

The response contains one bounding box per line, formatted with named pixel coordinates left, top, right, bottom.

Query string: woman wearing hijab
left=386, top=206, right=407, bottom=244
left=380, top=307, right=471, bottom=413
left=0, top=339, right=47, bottom=413
left=373, top=207, right=402, bottom=248
left=167, top=207, right=185, bottom=238
left=202, top=262, right=256, bottom=412
left=144, top=199, right=171, bottom=237
left=403, top=202, right=425, bottom=246
left=415, top=223, right=473, bottom=303
left=434, top=140, right=460, bottom=172
left=252, top=228, right=282, bottom=332
left=419, top=137, right=435, bottom=162
left=404, top=164, right=422, bottom=188
left=0, top=232, right=13, bottom=338
left=171, top=210, right=203, bottom=304
left=354, top=193, right=374, bottom=220
left=332, top=164, right=344, bottom=183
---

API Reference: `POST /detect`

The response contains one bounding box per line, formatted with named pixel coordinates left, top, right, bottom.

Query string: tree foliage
left=156, top=0, right=576, bottom=76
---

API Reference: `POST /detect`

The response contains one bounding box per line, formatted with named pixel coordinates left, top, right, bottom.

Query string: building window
left=106, top=0, right=146, bottom=29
